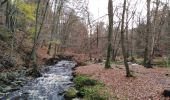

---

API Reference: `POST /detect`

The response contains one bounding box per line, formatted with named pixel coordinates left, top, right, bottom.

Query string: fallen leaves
left=75, top=64, right=170, bottom=100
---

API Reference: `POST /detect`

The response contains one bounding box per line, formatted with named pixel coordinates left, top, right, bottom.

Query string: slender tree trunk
left=151, top=0, right=160, bottom=59
left=96, top=24, right=99, bottom=48
left=5, top=0, right=9, bottom=28
left=1, top=0, right=8, bottom=6
left=53, top=0, right=64, bottom=57
left=112, top=22, right=121, bottom=61
left=125, top=5, right=129, bottom=58
left=5, top=0, right=17, bottom=58
left=31, top=0, right=49, bottom=62
left=131, top=12, right=135, bottom=61
left=120, top=0, right=132, bottom=77
left=144, top=0, right=152, bottom=68
left=105, top=0, right=113, bottom=68
left=47, top=0, right=57, bottom=55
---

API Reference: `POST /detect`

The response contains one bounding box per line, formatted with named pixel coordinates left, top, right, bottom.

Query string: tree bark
left=120, top=0, right=132, bottom=77
left=47, top=0, right=57, bottom=55
left=31, top=0, right=49, bottom=62
left=53, top=0, right=64, bottom=57
left=105, top=0, right=113, bottom=68
left=144, top=0, right=152, bottom=68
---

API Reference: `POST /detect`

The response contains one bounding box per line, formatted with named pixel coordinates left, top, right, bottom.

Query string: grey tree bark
left=105, top=0, right=113, bottom=68
left=120, top=0, right=132, bottom=77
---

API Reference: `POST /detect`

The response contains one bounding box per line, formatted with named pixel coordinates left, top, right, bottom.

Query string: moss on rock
left=65, top=87, right=78, bottom=99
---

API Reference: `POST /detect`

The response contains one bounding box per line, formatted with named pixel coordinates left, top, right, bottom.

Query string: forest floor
left=75, top=63, right=170, bottom=100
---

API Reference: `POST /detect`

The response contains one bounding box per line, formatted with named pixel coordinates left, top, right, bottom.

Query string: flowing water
left=2, top=60, right=76, bottom=100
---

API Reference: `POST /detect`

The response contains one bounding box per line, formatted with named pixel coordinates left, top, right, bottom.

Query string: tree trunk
left=53, top=0, right=64, bottom=57
left=125, top=5, right=129, bottom=58
left=144, top=0, right=152, bottom=68
left=120, top=0, right=132, bottom=77
left=31, top=0, right=49, bottom=62
left=112, top=22, right=121, bottom=61
left=47, top=0, right=57, bottom=55
left=105, top=0, right=113, bottom=68
left=130, top=12, right=135, bottom=61
left=96, top=24, right=99, bottom=48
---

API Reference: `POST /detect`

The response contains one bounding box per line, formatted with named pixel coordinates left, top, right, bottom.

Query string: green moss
left=74, top=75, right=97, bottom=88
left=74, top=75, right=114, bottom=100
left=0, top=86, right=4, bottom=92
left=136, top=58, right=144, bottom=65
left=6, top=72, right=17, bottom=81
left=79, top=84, right=109, bottom=100
left=111, top=61, right=123, bottom=65
left=0, top=73, right=7, bottom=82
left=0, top=27, right=11, bottom=41
left=65, top=87, right=78, bottom=98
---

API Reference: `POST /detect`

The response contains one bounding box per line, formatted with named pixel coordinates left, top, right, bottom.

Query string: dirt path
left=75, top=63, right=170, bottom=100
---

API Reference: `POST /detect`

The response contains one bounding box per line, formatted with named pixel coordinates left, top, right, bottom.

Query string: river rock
left=7, top=72, right=17, bottom=81
left=11, top=82, right=18, bottom=87
left=15, top=81, right=23, bottom=86
left=0, top=64, right=4, bottom=69
left=165, top=73, right=170, bottom=77
left=0, top=86, right=4, bottom=92
left=3, top=86, right=19, bottom=93
left=163, top=88, right=170, bottom=97
left=1, top=58, right=16, bottom=68
left=0, top=92, right=5, bottom=97
left=26, top=68, right=42, bottom=78
left=0, top=74, right=11, bottom=85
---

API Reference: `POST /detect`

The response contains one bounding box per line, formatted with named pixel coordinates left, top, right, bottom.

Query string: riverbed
left=1, top=60, right=76, bottom=100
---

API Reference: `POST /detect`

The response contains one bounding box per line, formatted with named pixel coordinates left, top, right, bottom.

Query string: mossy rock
left=163, top=88, right=170, bottom=97
left=0, top=92, right=5, bottom=97
left=0, top=73, right=11, bottom=85
left=0, top=86, right=4, bottom=92
left=6, top=72, right=17, bottom=81
left=0, top=73, right=7, bottom=81
left=0, top=64, right=4, bottom=69
left=15, top=81, right=23, bottom=86
left=0, top=57, right=16, bottom=68
left=0, top=27, right=11, bottom=41
left=26, top=68, right=42, bottom=78
left=65, top=87, right=78, bottom=99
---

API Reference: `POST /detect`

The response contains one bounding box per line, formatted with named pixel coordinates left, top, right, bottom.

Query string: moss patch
left=65, top=87, right=78, bottom=99
left=74, top=75, right=97, bottom=89
left=74, top=75, right=112, bottom=100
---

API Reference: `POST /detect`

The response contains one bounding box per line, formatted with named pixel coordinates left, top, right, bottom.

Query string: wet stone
left=163, top=88, right=170, bottom=97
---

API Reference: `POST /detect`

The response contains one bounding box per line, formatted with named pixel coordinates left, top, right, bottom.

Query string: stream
left=1, top=60, right=76, bottom=100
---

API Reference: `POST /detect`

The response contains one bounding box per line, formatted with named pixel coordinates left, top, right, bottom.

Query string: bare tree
left=120, top=0, right=132, bottom=77
left=105, top=0, right=113, bottom=68
left=31, top=0, right=50, bottom=62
